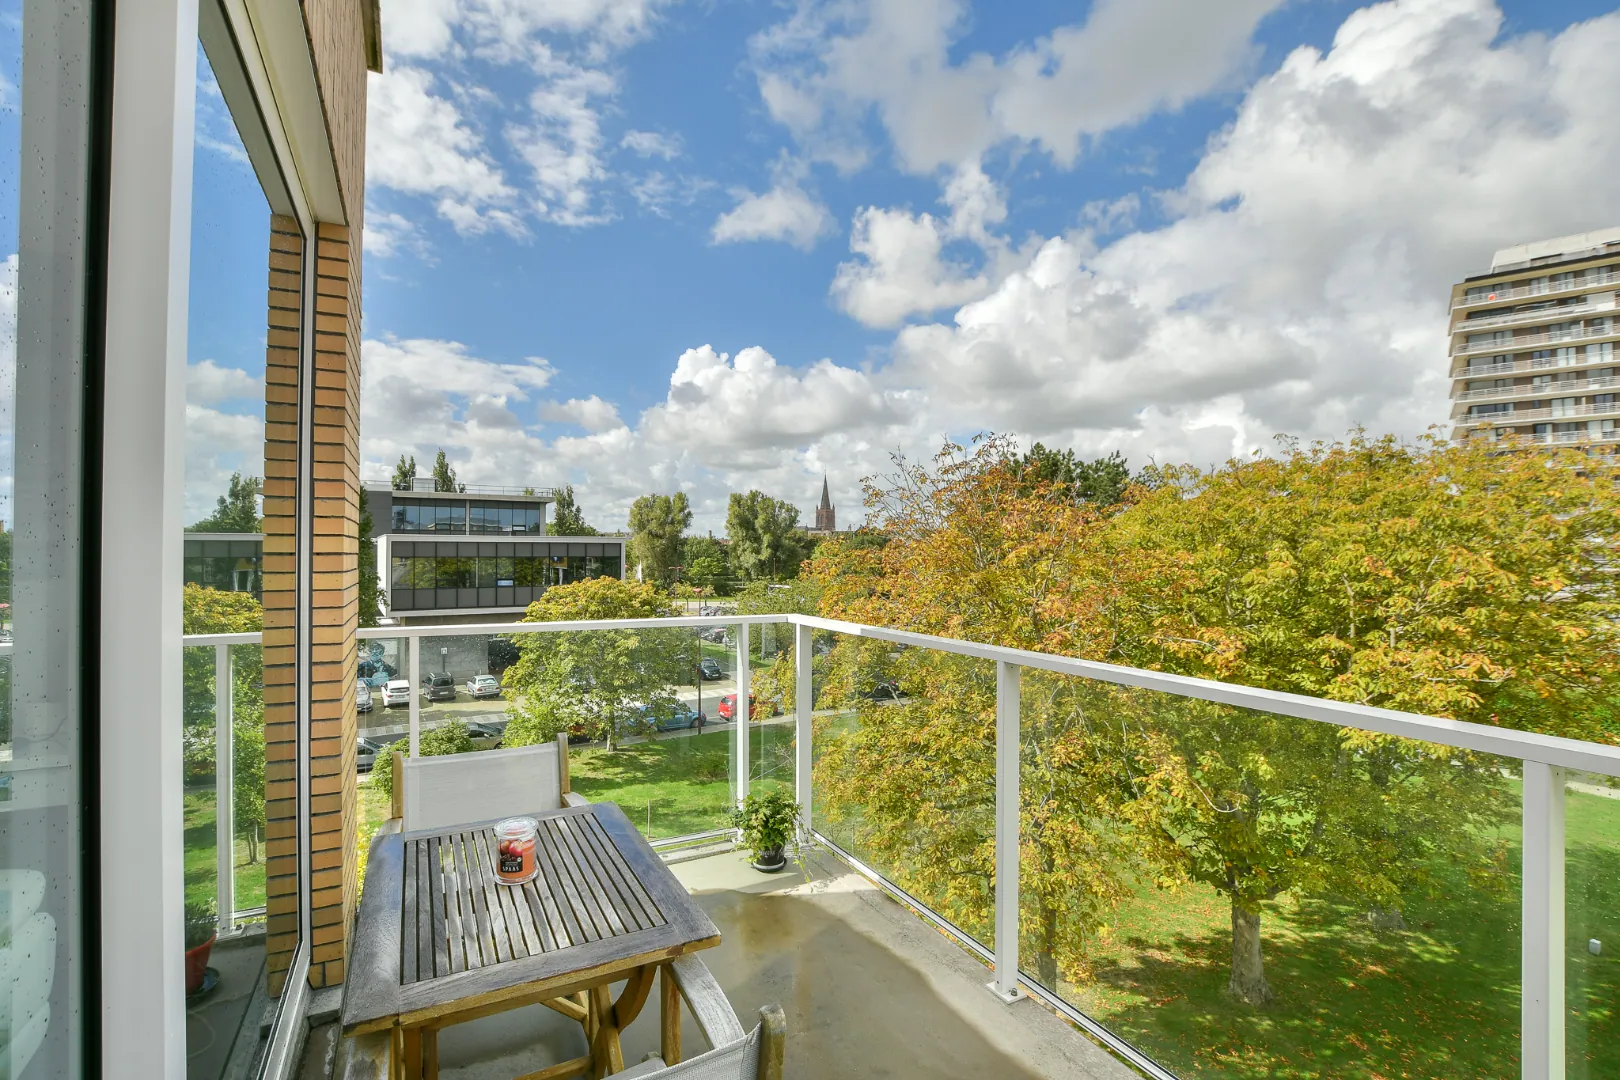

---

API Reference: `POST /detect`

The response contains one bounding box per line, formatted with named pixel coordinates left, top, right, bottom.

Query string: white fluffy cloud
left=750, top=0, right=1290, bottom=174
left=187, top=359, right=260, bottom=404
left=540, top=395, right=625, bottom=432
left=367, top=0, right=680, bottom=237
left=620, top=130, right=682, bottom=160
left=359, top=0, right=1620, bottom=532
left=711, top=172, right=834, bottom=250
left=367, top=66, right=522, bottom=235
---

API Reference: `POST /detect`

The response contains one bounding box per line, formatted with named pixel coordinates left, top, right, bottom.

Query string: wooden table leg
left=402, top=1027, right=424, bottom=1080
left=660, top=963, right=681, bottom=1066
left=391, top=1028, right=405, bottom=1080
left=586, top=985, right=622, bottom=1079
left=423, top=1028, right=439, bottom=1080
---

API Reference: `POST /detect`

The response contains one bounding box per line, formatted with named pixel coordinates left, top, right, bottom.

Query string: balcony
left=1450, top=350, right=1618, bottom=379
left=1450, top=321, right=1617, bottom=358
left=1451, top=268, right=1620, bottom=310
left=1450, top=296, right=1612, bottom=335
left=1453, top=399, right=1620, bottom=423
left=178, top=615, right=1620, bottom=1080
left=1452, top=374, right=1619, bottom=402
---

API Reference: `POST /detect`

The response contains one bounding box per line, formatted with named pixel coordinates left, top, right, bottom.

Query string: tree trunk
left=1036, top=902, right=1060, bottom=989
left=245, top=825, right=260, bottom=866
left=1228, top=901, right=1274, bottom=1006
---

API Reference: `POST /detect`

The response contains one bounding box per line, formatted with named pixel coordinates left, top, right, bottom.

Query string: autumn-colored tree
left=502, top=577, right=697, bottom=750
left=808, top=433, right=1598, bottom=1003
left=808, top=439, right=1177, bottom=988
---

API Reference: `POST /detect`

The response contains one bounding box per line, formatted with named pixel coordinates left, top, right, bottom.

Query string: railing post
left=408, top=634, right=421, bottom=757
left=989, top=660, right=1023, bottom=1002
left=734, top=622, right=749, bottom=810
left=1522, top=761, right=1566, bottom=1080
left=794, top=622, right=812, bottom=839
left=214, top=644, right=235, bottom=933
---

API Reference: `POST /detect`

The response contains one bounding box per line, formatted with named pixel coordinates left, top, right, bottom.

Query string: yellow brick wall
left=262, top=216, right=303, bottom=996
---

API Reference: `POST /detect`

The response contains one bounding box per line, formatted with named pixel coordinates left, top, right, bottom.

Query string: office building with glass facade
left=368, top=483, right=624, bottom=622
left=183, top=531, right=264, bottom=597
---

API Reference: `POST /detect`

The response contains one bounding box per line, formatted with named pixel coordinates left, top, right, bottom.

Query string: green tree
left=0, top=524, right=11, bottom=608
left=502, top=577, right=696, bottom=751
left=190, top=472, right=263, bottom=532
left=431, top=448, right=463, bottom=493
left=725, top=491, right=809, bottom=580
left=1010, top=445, right=1137, bottom=507
left=393, top=454, right=417, bottom=490
left=551, top=484, right=597, bottom=536
left=627, top=492, right=691, bottom=586
left=680, top=535, right=732, bottom=593
left=358, top=487, right=380, bottom=628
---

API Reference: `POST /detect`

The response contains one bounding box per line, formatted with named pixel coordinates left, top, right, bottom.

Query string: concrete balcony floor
left=380, top=847, right=1137, bottom=1080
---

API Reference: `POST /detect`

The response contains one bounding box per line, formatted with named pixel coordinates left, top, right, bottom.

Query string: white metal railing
left=1452, top=322, right=1617, bottom=358
left=1452, top=351, right=1615, bottom=379
left=1456, top=401, right=1620, bottom=423
left=182, top=613, right=1620, bottom=1080
left=1453, top=375, right=1618, bottom=402
left=1451, top=297, right=1611, bottom=335
left=367, top=480, right=557, bottom=497
left=1453, top=268, right=1620, bottom=310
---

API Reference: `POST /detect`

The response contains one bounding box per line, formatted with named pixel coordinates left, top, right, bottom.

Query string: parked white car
left=356, top=682, right=372, bottom=713
left=466, top=674, right=502, bottom=699
left=382, top=679, right=412, bottom=708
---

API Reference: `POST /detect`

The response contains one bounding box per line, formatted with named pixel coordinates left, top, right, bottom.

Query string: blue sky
left=174, top=0, right=1620, bottom=530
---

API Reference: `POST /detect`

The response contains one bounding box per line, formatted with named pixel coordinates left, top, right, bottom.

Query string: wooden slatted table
left=343, top=802, right=722, bottom=1080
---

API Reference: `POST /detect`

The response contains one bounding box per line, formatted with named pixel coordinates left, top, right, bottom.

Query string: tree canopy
left=358, top=487, right=380, bottom=628
left=627, top=492, right=691, bottom=586
left=431, top=448, right=462, bottom=493
left=1011, top=445, right=1135, bottom=506
left=393, top=454, right=417, bottom=489
left=680, top=534, right=732, bottom=593
left=190, top=472, right=262, bottom=532
left=551, top=484, right=597, bottom=536
left=806, top=433, right=1610, bottom=1004
left=725, top=490, right=809, bottom=581
left=502, top=577, right=697, bottom=751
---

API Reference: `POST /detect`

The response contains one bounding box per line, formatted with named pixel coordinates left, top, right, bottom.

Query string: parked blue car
left=621, top=702, right=706, bottom=734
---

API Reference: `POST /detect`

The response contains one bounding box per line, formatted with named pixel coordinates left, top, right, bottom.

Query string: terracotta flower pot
left=185, top=935, right=216, bottom=996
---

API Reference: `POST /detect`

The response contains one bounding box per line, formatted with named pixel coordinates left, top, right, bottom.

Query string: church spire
left=815, top=475, right=836, bottom=532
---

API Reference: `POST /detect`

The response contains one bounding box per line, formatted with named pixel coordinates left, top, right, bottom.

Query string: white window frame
left=100, top=0, right=345, bottom=1074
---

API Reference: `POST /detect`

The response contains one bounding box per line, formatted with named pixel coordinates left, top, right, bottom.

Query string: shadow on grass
left=1056, top=859, right=1525, bottom=1080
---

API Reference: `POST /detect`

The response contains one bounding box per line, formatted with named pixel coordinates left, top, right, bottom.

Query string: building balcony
left=1451, top=267, right=1620, bottom=310
left=1450, top=322, right=1617, bottom=358
left=1452, top=374, right=1619, bottom=402
left=1450, top=296, right=1613, bottom=335
left=1450, top=350, right=1618, bottom=379
left=177, top=614, right=1620, bottom=1080
left=1453, top=399, right=1620, bottom=423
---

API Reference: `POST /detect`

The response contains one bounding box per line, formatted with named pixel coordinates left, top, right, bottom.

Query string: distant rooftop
left=1490, top=225, right=1620, bottom=271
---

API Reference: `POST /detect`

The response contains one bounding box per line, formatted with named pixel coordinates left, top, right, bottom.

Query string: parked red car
left=717, top=694, right=776, bottom=721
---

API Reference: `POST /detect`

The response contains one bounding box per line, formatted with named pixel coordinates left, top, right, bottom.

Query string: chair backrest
left=653, top=1005, right=785, bottom=1080
left=397, top=735, right=569, bottom=833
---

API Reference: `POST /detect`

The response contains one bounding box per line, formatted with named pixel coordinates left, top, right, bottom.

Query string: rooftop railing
left=180, top=614, right=1620, bottom=1080
left=366, top=480, right=558, bottom=497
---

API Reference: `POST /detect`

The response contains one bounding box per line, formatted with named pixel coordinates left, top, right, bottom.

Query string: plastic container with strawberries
left=493, top=817, right=538, bottom=885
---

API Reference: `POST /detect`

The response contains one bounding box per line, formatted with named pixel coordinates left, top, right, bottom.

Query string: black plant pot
left=750, top=845, right=787, bottom=873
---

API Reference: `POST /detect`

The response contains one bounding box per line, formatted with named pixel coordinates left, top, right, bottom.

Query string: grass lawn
left=569, top=722, right=799, bottom=839
left=1047, top=785, right=1620, bottom=1079
left=182, top=785, right=267, bottom=916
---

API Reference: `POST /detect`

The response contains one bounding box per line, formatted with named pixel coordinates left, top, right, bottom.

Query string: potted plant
left=184, top=899, right=218, bottom=996
left=730, top=790, right=800, bottom=873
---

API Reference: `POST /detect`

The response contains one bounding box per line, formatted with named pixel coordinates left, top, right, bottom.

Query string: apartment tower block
left=1449, top=227, right=1620, bottom=451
